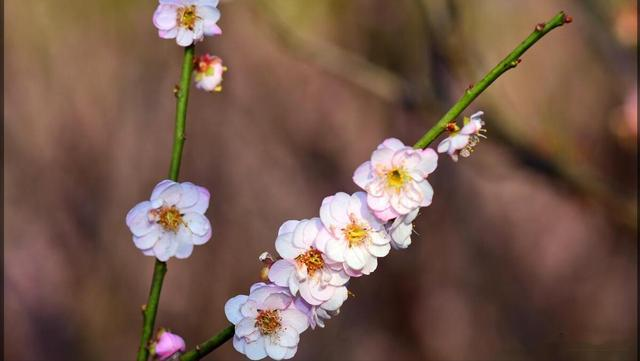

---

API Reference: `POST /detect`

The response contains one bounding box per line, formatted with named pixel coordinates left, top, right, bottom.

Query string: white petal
left=133, top=228, right=161, bottom=249
left=261, top=293, right=291, bottom=310
left=236, top=317, right=258, bottom=337
left=159, top=27, right=178, bottom=39
left=371, top=148, right=394, bottom=168
left=153, top=233, right=177, bottom=261
left=264, top=337, right=289, bottom=360
left=176, top=182, right=199, bottom=208
left=352, top=161, right=373, bottom=189
left=233, top=335, right=246, bottom=353
left=367, top=193, right=391, bottom=211
left=184, top=212, right=211, bottom=237
left=175, top=241, right=194, bottom=259
left=277, top=327, right=299, bottom=347
left=244, top=338, right=267, bottom=360
left=325, top=238, right=346, bottom=262
left=126, top=201, right=155, bottom=236
left=268, top=260, right=295, bottom=287
left=344, top=247, right=366, bottom=270
left=176, top=28, right=194, bottom=47
left=417, top=180, right=434, bottom=207
left=437, top=138, right=451, bottom=153
left=367, top=242, right=390, bottom=257
left=153, top=5, right=178, bottom=30
left=225, top=295, right=249, bottom=324
left=380, top=138, right=406, bottom=150
left=361, top=255, right=378, bottom=275
left=280, top=309, right=309, bottom=333
left=197, top=5, right=220, bottom=23
left=275, top=233, right=301, bottom=260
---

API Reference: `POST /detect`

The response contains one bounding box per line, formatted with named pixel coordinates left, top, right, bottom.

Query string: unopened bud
left=151, top=329, right=186, bottom=361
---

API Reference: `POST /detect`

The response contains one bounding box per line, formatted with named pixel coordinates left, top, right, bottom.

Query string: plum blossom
left=151, top=329, right=186, bottom=360
left=387, top=208, right=419, bottom=250
left=294, top=286, right=348, bottom=329
left=194, top=54, right=227, bottom=92
left=225, top=283, right=309, bottom=360
left=319, top=192, right=391, bottom=277
left=437, top=111, right=486, bottom=161
left=126, top=180, right=211, bottom=261
left=153, top=0, right=222, bottom=47
left=353, top=138, right=438, bottom=222
left=268, top=218, right=349, bottom=306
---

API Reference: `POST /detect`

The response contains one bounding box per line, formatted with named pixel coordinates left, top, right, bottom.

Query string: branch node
left=141, top=304, right=147, bottom=312
left=563, top=14, right=573, bottom=24
left=173, top=85, right=181, bottom=98
left=535, top=23, right=545, bottom=32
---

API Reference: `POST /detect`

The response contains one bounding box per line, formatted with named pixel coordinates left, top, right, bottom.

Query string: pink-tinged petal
left=367, top=242, right=390, bottom=258
left=399, top=191, right=420, bottom=210
left=159, top=27, right=178, bottom=39
left=126, top=201, right=155, bottom=236
left=133, top=229, right=161, bottom=249
left=197, top=5, right=220, bottom=23
left=244, top=338, right=268, bottom=361
left=352, top=161, right=373, bottom=189
left=191, top=226, right=211, bottom=246
left=329, top=192, right=351, bottom=225
left=344, top=247, right=366, bottom=270
left=156, top=183, right=183, bottom=205
left=176, top=182, right=199, bottom=208
left=142, top=249, right=155, bottom=256
left=176, top=28, right=194, bottom=46
left=277, top=327, right=299, bottom=348
left=322, top=286, right=348, bottom=311
left=225, top=295, right=249, bottom=324
left=275, top=233, right=301, bottom=260
left=183, top=185, right=209, bottom=214
left=390, top=193, right=412, bottom=214
left=313, top=225, right=332, bottom=252
left=174, top=241, right=194, bottom=259
left=151, top=180, right=177, bottom=201
left=381, top=137, right=406, bottom=151
left=233, top=336, right=246, bottom=354
left=280, top=309, right=309, bottom=333
left=153, top=5, right=178, bottom=30
left=371, top=148, right=394, bottom=168
left=328, top=268, right=350, bottom=286
left=183, top=212, right=211, bottom=237
left=367, top=193, right=390, bottom=211
left=278, top=219, right=299, bottom=236
left=159, top=0, right=184, bottom=4
left=236, top=318, right=258, bottom=337
left=241, top=300, right=258, bottom=318
left=261, top=293, right=291, bottom=310
left=204, top=22, right=222, bottom=36
left=437, top=138, right=451, bottom=153
left=292, top=220, right=314, bottom=249
left=418, top=148, right=438, bottom=175
left=391, top=149, right=410, bottom=168
left=197, top=0, right=219, bottom=7
left=309, top=283, right=334, bottom=303
left=298, top=282, right=322, bottom=306
left=344, top=266, right=364, bottom=277
left=325, top=238, right=346, bottom=262
left=269, top=260, right=295, bottom=287
left=154, top=331, right=186, bottom=360
left=365, top=179, right=386, bottom=197
left=361, top=255, right=378, bottom=275
left=417, top=180, right=434, bottom=207
left=264, top=337, right=289, bottom=360
left=153, top=233, right=177, bottom=261
left=373, top=207, right=399, bottom=222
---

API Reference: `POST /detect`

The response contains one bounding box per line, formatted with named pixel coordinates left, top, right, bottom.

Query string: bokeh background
left=3, top=0, right=638, bottom=360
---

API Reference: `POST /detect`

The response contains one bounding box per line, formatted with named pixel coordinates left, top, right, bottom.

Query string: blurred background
left=3, top=0, right=638, bottom=360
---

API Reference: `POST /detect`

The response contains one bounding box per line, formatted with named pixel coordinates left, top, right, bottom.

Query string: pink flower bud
left=152, top=329, right=186, bottom=361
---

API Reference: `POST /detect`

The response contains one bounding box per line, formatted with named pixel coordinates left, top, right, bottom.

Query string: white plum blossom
left=126, top=180, right=212, bottom=261
left=353, top=138, right=438, bottom=222
left=318, top=192, right=392, bottom=277
left=437, top=111, right=486, bottom=161
left=294, top=286, right=348, bottom=329
left=153, top=0, right=222, bottom=47
left=225, top=283, right=309, bottom=360
left=387, top=208, right=419, bottom=250
left=194, top=54, right=227, bottom=92
left=268, top=218, right=349, bottom=306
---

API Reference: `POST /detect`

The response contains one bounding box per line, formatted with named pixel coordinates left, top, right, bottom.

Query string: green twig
left=413, top=11, right=571, bottom=149
left=179, top=326, right=235, bottom=361
left=136, top=44, right=196, bottom=361
left=175, top=10, right=570, bottom=361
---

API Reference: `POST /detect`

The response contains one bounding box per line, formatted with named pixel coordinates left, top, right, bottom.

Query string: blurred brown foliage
left=4, top=0, right=637, bottom=360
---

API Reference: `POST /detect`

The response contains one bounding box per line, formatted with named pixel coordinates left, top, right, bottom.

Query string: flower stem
left=179, top=325, right=235, bottom=361
left=413, top=11, right=571, bottom=149
left=136, top=44, right=196, bottom=361
left=175, top=11, right=570, bottom=361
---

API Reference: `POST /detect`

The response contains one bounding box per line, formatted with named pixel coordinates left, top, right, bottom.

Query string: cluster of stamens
left=255, top=309, right=282, bottom=335
left=177, top=5, right=198, bottom=30
left=386, top=168, right=408, bottom=190
left=295, top=249, right=325, bottom=276
left=150, top=205, right=185, bottom=232
left=342, top=217, right=369, bottom=247
left=460, top=128, right=487, bottom=158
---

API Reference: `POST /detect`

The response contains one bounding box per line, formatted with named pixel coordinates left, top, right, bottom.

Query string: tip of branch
left=563, top=14, right=573, bottom=24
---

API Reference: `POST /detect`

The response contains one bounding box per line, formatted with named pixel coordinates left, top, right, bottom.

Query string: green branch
left=175, top=10, right=570, bottom=361
left=413, top=11, right=571, bottom=149
left=136, top=44, right=196, bottom=361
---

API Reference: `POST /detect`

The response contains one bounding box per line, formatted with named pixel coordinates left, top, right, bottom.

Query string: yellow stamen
left=177, top=5, right=198, bottom=30
left=343, top=220, right=368, bottom=247
left=295, top=249, right=325, bottom=276
left=386, top=168, right=407, bottom=189
left=255, top=309, right=281, bottom=335
left=151, top=206, right=184, bottom=232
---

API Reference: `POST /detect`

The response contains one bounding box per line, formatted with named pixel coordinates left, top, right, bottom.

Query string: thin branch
left=136, top=44, right=196, bottom=361
left=176, top=11, right=570, bottom=361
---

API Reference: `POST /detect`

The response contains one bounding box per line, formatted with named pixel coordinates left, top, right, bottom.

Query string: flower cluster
left=437, top=111, right=486, bottom=161
left=152, top=0, right=227, bottom=92
left=225, top=137, right=442, bottom=360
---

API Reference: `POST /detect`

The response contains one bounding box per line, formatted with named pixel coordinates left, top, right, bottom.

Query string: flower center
left=343, top=220, right=368, bottom=247
left=295, top=249, right=325, bottom=276
left=151, top=206, right=184, bottom=232
left=386, top=168, right=407, bottom=189
left=255, top=309, right=281, bottom=335
left=178, top=5, right=198, bottom=30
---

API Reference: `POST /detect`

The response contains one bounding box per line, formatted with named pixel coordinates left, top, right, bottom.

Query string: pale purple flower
left=387, top=208, right=419, bottom=250
left=437, top=111, right=486, bottom=161
left=353, top=138, right=438, bottom=222
left=126, top=180, right=211, bottom=261
left=294, top=286, right=348, bottom=329
left=268, top=218, right=349, bottom=306
left=225, top=283, right=309, bottom=360
left=153, top=0, right=222, bottom=47
left=318, top=192, right=391, bottom=277
left=194, top=54, right=226, bottom=92
left=152, top=329, right=186, bottom=360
